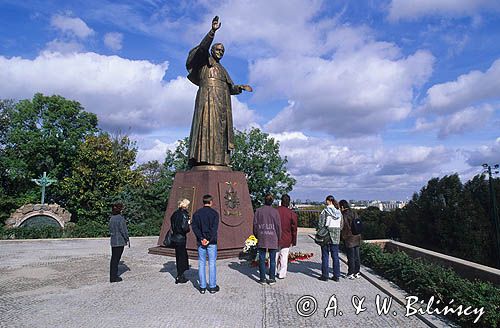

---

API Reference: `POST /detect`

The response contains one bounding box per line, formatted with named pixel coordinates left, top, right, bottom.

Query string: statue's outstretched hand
left=240, top=85, right=253, bottom=92
left=212, top=16, right=221, bottom=32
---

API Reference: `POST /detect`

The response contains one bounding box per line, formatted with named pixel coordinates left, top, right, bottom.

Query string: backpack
left=351, top=215, right=363, bottom=235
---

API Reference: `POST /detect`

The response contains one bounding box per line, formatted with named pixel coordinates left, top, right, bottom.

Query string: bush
left=296, top=210, right=320, bottom=228
left=128, top=217, right=162, bottom=237
left=360, top=243, right=500, bottom=327
left=1, top=226, right=63, bottom=239
left=65, top=221, right=108, bottom=238
left=0, top=217, right=163, bottom=240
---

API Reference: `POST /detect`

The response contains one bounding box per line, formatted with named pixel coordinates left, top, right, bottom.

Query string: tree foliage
left=231, top=128, right=296, bottom=207
left=0, top=94, right=98, bottom=223
left=361, top=174, right=499, bottom=267
left=60, top=134, right=141, bottom=223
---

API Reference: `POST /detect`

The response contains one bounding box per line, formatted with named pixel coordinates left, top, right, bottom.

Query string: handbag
left=163, top=229, right=174, bottom=248
left=314, top=226, right=331, bottom=245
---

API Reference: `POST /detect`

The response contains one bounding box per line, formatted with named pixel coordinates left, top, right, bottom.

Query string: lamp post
left=483, top=163, right=500, bottom=268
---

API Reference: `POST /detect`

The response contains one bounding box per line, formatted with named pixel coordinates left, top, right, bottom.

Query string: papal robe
left=186, top=30, right=242, bottom=167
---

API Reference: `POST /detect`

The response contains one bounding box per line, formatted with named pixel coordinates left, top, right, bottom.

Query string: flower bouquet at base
left=240, top=235, right=258, bottom=261
left=288, top=251, right=314, bottom=263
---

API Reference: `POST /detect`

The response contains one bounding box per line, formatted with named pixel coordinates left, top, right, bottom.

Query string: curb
left=308, top=234, right=456, bottom=328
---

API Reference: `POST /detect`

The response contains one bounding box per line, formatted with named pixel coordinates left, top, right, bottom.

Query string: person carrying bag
left=317, top=195, right=343, bottom=282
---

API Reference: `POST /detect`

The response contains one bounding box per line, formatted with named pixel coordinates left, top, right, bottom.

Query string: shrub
left=1, top=226, right=63, bottom=239
left=360, top=243, right=500, bottom=327
left=128, top=218, right=162, bottom=237
left=66, top=221, right=108, bottom=238
left=296, top=210, right=320, bottom=228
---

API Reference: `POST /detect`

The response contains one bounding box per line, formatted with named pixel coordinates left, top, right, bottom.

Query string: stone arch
left=18, top=211, right=65, bottom=228
left=6, top=204, right=71, bottom=228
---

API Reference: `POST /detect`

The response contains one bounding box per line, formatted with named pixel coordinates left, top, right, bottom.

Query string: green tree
left=60, top=134, right=141, bottom=223
left=0, top=94, right=98, bottom=222
left=231, top=128, right=296, bottom=208
left=119, top=160, right=171, bottom=224
left=397, top=174, right=497, bottom=266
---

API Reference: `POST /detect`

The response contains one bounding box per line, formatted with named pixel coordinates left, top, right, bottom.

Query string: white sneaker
left=347, top=274, right=355, bottom=280
left=355, top=272, right=361, bottom=279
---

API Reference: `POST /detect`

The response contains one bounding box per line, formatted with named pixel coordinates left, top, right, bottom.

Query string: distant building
left=351, top=200, right=407, bottom=211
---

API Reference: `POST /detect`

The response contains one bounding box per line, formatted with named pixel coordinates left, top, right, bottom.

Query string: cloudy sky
left=1, top=0, right=499, bottom=201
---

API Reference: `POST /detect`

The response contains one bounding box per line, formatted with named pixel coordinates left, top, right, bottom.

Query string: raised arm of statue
left=212, top=16, right=221, bottom=33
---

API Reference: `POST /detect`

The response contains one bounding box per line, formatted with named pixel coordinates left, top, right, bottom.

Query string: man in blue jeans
left=253, top=194, right=281, bottom=285
left=192, top=194, right=220, bottom=294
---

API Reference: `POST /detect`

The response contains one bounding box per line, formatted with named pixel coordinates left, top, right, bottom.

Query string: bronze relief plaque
left=218, top=181, right=245, bottom=227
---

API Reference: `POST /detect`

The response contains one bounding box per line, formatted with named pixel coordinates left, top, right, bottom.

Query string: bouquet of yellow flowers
left=240, top=235, right=258, bottom=261
left=243, top=235, right=258, bottom=253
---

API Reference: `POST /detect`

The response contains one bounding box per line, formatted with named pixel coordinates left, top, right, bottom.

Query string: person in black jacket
left=191, top=194, right=220, bottom=294
left=171, top=199, right=191, bottom=284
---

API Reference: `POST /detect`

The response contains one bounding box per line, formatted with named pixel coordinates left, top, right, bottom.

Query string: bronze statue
left=186, top=16, right=252, bottom=169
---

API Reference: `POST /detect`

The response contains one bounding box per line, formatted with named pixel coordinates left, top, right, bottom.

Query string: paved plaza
left=0, top=233, right=448, bottom=327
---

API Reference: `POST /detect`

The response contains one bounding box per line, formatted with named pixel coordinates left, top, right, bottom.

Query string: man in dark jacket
left=191, top=194, right=220, bottom=294
left=276, top=194, right=298, bottom=279
left=109, top=202, right=129, bottom=283
left=253, top=194, right=281, bottom=285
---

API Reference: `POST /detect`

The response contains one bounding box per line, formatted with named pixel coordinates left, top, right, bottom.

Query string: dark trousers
left=175, top=244, right=189, bottom=277
left=346, top=246, right=361, bottom=275
left=110, top=246, right=124, bottom=280
left=321, top=244, right=340, bottom=279
left=258, top=248, right=277, bottom=281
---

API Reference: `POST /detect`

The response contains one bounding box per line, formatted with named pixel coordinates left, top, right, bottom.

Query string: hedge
left=360, top=242, right=500, bottom=327
left=0, top=218, right=162, bottom=240
left=296, top=210, right=320, bottom=228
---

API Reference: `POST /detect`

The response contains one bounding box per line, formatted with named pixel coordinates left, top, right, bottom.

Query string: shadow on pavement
left=160, top=261, right=177, bottom=278
left=286, top=260, right=323, bottom=278
left=118, top=261, right=131, bottom=276
left=228, top=260, right=261, bottom=282
left=161, top=261, right=200, bottom=290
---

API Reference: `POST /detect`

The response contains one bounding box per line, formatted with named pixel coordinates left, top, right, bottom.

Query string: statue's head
left=211, top=43, right=225, bottom=61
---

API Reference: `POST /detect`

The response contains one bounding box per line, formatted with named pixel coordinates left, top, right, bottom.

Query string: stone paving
left=0, top=233, right=434, bottom=328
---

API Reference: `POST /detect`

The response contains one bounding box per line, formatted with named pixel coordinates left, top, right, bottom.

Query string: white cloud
left=270, top=131, right=457, bottom=200
left=466, top=138, right=500, bottom=166
left=438, top=105, right=494, bottom=138
left=375, top=145, right=453, bottom=176
left=261, top=47, right=434, bottom=137
left=104, top=32, right=124, bottom=51
left=415, top=105, right=495, bottom=138
left=45, top=39, right=84, bottom=53
left=232, top=98, right=260, bottom=130
left=423, top=59, right=500, bottom=114
left=51, top=15, right=94, bottom=39
left=187, top=0, right=326, bottom=57
left=136, top=138, right=177, bottom=164
left=0, top=51, right=197, bottom=133
left=388, top=0, right=500, bottom=21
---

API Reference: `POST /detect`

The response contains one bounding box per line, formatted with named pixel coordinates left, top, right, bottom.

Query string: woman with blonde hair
left=171, top=198, right=191, bottom=284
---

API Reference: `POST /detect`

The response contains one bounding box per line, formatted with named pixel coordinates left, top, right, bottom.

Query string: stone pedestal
left=148, top=170, right=253, bottom=259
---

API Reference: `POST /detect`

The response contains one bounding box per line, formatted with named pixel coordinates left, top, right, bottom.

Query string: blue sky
left=1, top=0, right=499, bottom=201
